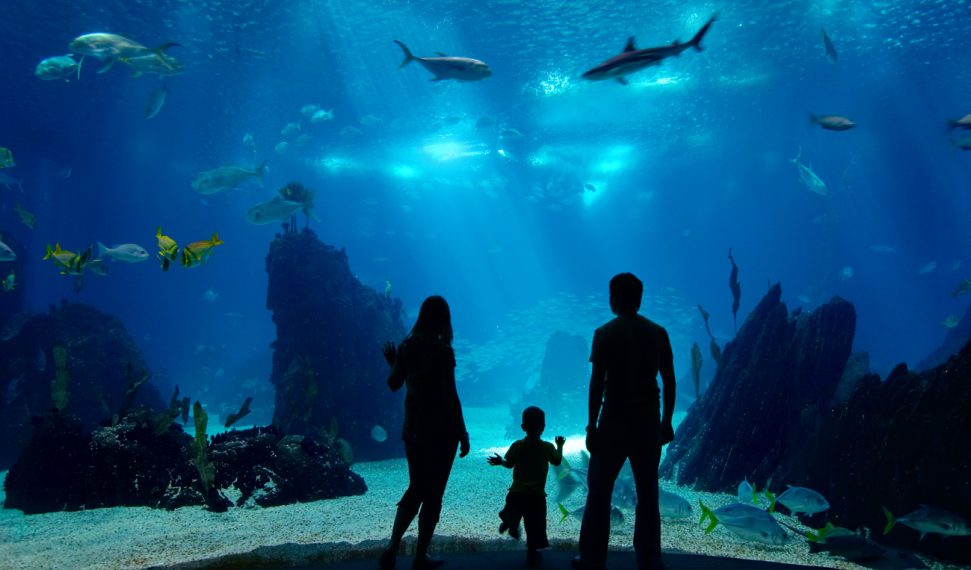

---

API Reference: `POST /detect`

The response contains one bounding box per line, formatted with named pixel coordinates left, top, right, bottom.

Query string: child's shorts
left=499, top=491, right=549, bottom=550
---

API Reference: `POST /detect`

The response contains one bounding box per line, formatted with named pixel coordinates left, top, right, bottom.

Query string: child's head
left=521, top=406, right=545, bottom=436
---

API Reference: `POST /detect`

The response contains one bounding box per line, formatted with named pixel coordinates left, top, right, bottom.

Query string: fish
left=500, top=128, right=524, bottom=139
left=948, top=114, right=971, bottom=130
left=790, top=147, right=828, bottom=196
left=43, top=243, right=91, bottom=275
left=224, top=397, right=252, bottom=428
left=729, top=248, right=741, bottom=333
left=245, top=195, right=304, bottom=225
left=941, top=315, right=959, bottom=329
left=951, top=279, right=971, bottom=298
left=738, top=479, right=758, bottom=505
left=98, top=242, right=149, bottom=263
left=558, top=503, right=624, bottom=527
left=820, top=28, right=838, bottom=63
left=274, top=142, right=289, bottom=154
left=384, top=280, right=392, bottom=298
left=294, top=134, right=312, bottom=146
left=35, top=55, right=82, bottom=81
left=144, top=85, right=168, bottom=119
left=839, top=266, right=854, bottom=280
left=0, top=238, right=16, bottom=261
left=552, top=457, right=586, bottom=503
left=117, top=52, right=183, bottom=77
left=917, top=261, right=937, bottom=275
left=775, top=486, right=830, bottom=516
left=709, top=340, right=723, bottom=368
left=360, top=114, right=382, bottom=126
left=69, top=33, right=179, bottom=70
left=156, top=227, right=179, bottom=271
left=951, top=136, right=971, bottom=150
left=811, top=114, right=856, bottom=131
left=300, top=104, right=319, bottom=117
left=191, top=161, right=266, bottom=195
left=281, top=122, right=300, bottom=138
left=690, top=342, right=703, bottom=398
left=699, top=501, right=789, bottom=545
left=14, top=204, right=36, bottom=229
left=202, top=288, right=220, bottom=302
left=87, top=258, right=110, bottom=277
left=659, top=489, right=692, bottom=519
left=310, top=109, right=334, bottom=124
left=1, top=270, right=15, bottom=292
left=180, top=232, right=224, bottom=268
left=582, top=15, right=716, bottom=85
left=0, top=147, right=14, bottom=169
left=393, top=40, right=492, bottom=82
left=371, top=425, right=388, bottom=442
left=883, top=506, right=971, bottom=539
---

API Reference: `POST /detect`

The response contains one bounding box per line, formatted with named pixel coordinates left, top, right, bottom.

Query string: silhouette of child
left=488, top=406, right=565, bottom=566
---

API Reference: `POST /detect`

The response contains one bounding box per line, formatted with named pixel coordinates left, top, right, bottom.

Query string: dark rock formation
left=266, top=229, right=407, bottom=460
left=916, top=302, right=971, bottom=371
left=0, top=302, right=164, bottom=469
left=507, top=331, right=588, bottom=438
left=4, top=408, right=366, bottom=514
left=831, top=351, right=870, bottom=406
left=659, top=284, right=856, bottom=490
left=210, top=426, right=366, bottom=507
left=792, top=345, right=971, bottom=564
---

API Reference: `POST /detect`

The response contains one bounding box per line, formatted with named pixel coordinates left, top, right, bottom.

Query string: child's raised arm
left=486, top=452, right=513, bottom=468
left=551, top=436, right=565, bottom=466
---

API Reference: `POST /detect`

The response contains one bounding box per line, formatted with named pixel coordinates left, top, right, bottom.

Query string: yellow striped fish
left=43, top=243, right=91, bottom=275
left=180, top=232, right=224, bottom=268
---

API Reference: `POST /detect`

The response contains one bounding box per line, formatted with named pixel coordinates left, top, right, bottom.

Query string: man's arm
left=588, top=361, right=606, bottom=431
left=659, top=330, right=676, bottom=444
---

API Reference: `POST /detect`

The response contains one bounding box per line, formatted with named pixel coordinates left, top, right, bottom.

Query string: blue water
left=2, top=0, right=970, bottom=409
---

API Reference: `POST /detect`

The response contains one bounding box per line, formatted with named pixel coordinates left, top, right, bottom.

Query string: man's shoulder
left=598, top=315, right=667, bottom=334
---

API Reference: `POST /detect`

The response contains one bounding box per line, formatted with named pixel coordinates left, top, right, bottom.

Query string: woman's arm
left=385, top=341, right=407, bottom=391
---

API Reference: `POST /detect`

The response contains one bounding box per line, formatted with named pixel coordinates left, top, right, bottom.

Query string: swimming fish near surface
left=192, top=161, right=267, bottom=195
left=393, top=40, right=492, bottom=82
left=811, top=114, right=856, bottom=131
left=582, top=14, right=717, bottom=85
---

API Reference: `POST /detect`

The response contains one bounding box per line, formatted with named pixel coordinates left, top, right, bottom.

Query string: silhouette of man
left=573, top=273, right=676, bottom=570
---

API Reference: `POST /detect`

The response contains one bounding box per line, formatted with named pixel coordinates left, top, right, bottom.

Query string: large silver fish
left=35, top=55, right=82, bottom=81
left=393, top=40, right=492, bottom=82
left=245, top=195, right=304, bottom=225
left=70, top=33, right=177, bottom=62
left=192, top=161, right=266, bottom=194
left=582, top=15, right=716, bottom=85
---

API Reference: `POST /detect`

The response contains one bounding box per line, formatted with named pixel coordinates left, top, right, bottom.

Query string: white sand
left=0, top=408, right=958, bottom=569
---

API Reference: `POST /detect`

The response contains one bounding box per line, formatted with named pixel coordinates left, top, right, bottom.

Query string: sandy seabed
left=0, top=408, right=959, bottom=570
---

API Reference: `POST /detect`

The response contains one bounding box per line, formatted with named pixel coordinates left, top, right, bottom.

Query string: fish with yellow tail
left=156, top=227, right=179, bottom=271
left=1, top=270, right=15, bottom=292
left=43, top=243, right=91, bottom=276
left=180, top=232, right=223, bottom=268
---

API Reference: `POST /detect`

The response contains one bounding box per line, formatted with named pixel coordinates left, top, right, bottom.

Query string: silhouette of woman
left=379, top=295, right=470, bottom=570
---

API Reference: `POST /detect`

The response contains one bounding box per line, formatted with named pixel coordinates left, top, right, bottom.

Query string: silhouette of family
left=379, top=273, right=677, bottom=570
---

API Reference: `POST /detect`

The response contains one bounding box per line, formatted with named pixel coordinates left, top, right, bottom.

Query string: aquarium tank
left=0, top=1, right=969, bottom=569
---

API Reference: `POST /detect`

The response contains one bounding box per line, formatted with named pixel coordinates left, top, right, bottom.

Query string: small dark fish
left=948, top=114, right=971, bottom=130
left=820, top=28, right=838, bottom=63
left=729, top=248, right=741, bottom=334
left=697, top=305, right=713, bottom=338
left=144, top=85, right=168, bottom=119
left=811, top=114, right=856, bottom=131
left=224, top=396, right=252, bottom=428
left=709, top=339, right=723, bottom=368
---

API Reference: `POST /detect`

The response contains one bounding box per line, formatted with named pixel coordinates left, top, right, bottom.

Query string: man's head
left=521, top=406, right=546, bottom=436
left=609, top=272, right=643, bottom=316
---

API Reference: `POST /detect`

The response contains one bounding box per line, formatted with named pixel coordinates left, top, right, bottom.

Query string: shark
left=582, top=14, right=716, bottom=85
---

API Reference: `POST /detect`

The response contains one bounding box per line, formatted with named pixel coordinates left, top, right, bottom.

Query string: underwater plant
left=191, top=401, right=215, bottom=495
left=113, top=362, right=150, bottom=425
left=224, top=396, right=252, bottom=428
left=320, top=417, right=354, bottom=465
left=277, top=181, right=318, bottom=228
left=153, top=385, right=184, bottom=434
left=51, top=345, right=70, bottom=412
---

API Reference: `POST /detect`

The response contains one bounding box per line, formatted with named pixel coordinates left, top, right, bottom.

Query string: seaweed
left=320, top=417, right=354, bottom=465
left=191, top=401, right=215, bottom=495
left=153, top=386, right=183, bottom=434
left=51, top=345, right=70, bottom=412
left=114, top=362, right=150, bottom=424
